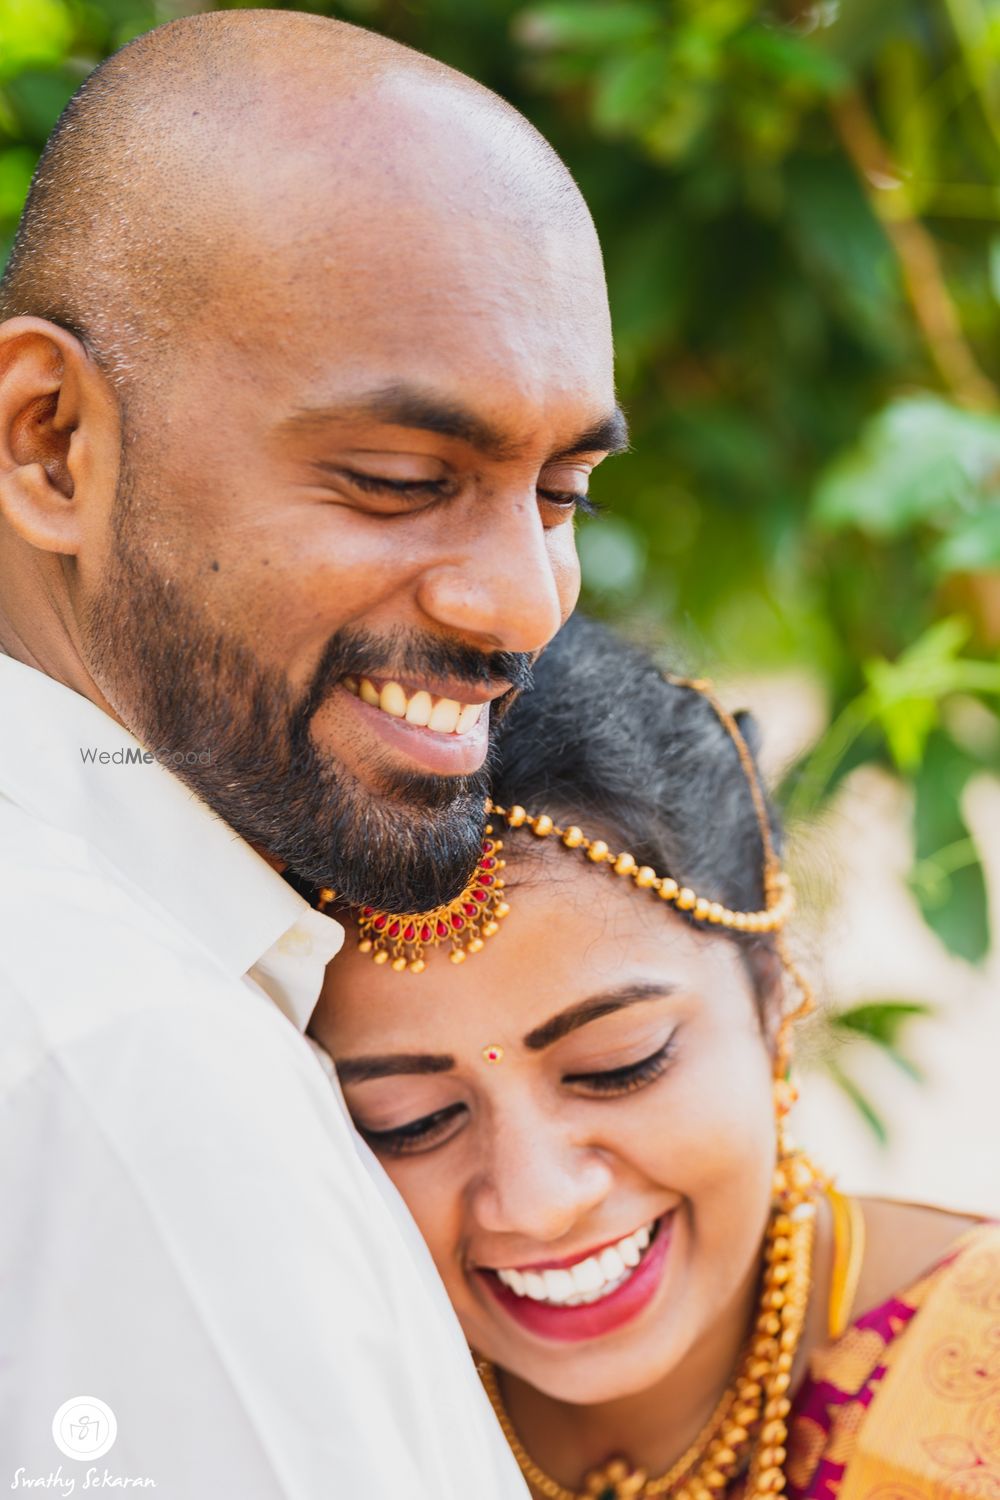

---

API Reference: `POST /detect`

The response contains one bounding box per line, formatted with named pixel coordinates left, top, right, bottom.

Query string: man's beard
left=81, top=469, right=533, bottom=912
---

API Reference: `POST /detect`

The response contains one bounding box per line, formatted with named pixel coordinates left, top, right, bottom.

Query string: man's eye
left=360, top=1102, right=466, bottom=1157
left=342, top=470, right=451, bottom=498
left=564, top=1036, right=677, bottom=1097
left=538, top=488, right=602, bottom=518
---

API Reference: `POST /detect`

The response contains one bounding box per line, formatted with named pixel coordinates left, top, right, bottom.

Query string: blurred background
left=2, top=0, right=999, bottom=1210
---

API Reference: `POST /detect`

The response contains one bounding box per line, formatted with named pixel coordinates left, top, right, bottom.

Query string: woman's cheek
left=389, top=1158, right=468, bottom=1290
left=649, top=1053, right=774, bottom=1202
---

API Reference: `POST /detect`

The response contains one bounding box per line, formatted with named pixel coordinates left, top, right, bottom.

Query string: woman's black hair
left=492, top=614, right=781, bottom=939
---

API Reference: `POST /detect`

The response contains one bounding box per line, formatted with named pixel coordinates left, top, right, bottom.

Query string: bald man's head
left=0, top=8, right=591, bottom=390
left=0, top=8, right=621, bottom=911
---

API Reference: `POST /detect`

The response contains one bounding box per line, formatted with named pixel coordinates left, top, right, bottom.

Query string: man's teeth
left=344, top=677, right=485, bottom=736
left=494, top=1222, right=655, bottom=1308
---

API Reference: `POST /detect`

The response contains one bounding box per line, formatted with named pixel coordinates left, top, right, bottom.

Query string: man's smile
left=335, top=675, right=500, bottom=776
left=342, top=673, right=509, bottom=735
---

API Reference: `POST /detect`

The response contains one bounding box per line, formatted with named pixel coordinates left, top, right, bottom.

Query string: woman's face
left=311, top=842, right=777, bottom=1405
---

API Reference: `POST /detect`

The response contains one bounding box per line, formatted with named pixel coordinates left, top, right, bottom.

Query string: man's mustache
left=303, top=627, right=535, bottom=720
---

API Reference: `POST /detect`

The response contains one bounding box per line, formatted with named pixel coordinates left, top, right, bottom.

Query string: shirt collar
left=0, top=654, right=343, bottom=1029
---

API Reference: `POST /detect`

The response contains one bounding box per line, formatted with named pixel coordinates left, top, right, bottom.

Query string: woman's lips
left=477, top=1216, right=673, bottom=1344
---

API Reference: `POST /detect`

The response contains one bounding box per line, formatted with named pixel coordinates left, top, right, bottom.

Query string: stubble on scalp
left=0, top=9, right=595, bottom=402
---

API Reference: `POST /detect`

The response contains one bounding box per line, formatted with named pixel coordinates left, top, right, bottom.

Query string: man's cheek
left=551, top=536, right=583, bottom=621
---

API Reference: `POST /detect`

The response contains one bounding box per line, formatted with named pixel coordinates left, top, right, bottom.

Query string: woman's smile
left=475, top=1212, right=674, bottom=1343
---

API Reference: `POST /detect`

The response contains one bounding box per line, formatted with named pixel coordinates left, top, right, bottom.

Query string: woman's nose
left=469, top=1122, right=615, bottom=1245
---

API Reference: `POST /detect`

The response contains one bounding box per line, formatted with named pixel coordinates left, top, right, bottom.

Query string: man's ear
left=0, top=316, right=119, bottom=556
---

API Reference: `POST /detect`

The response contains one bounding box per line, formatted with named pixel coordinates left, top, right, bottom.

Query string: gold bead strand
left=745, top=1204, right=815, bottom=1500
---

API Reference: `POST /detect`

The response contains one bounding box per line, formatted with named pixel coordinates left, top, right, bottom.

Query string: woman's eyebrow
left=523, top=983, right=674, bottom=1052
left=336, top=1053, right=455, bottom=1084
left=335, top=983, right=673, bottom=1080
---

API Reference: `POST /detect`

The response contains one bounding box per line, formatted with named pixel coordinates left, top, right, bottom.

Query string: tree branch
left=831, top=88, right=998, bottom=411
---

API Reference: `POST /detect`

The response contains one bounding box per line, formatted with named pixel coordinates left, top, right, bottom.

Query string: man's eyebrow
left=523, top=983, right=672, bottom=1052
left=335, top=1052, right=456, bottom=1085
left=281, top=382, right=629, bottom=463
left=552, top=406, right=630, bottom=459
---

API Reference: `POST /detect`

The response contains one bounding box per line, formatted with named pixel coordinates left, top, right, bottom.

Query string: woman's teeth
left=343, top=677, right=484, bottom=736
left=494, top=1222, right=656, bottom=1308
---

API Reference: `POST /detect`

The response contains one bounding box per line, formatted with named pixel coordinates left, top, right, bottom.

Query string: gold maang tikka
left=313, top=825, right=510, bottom=973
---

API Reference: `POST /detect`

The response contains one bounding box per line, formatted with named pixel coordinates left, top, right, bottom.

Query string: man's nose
left=469, top=1118, right=614, bottom=1245
left=415, top=497, right=578, bottom=656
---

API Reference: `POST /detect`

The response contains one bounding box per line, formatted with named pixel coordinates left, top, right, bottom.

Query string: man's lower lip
left=477, top=1218, right=672, bottom=1344
left=336, top=683, right=490, bottom=775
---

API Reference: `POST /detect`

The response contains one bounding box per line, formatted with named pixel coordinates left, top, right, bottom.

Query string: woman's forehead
left=325, top=850, right=750, bottom=1050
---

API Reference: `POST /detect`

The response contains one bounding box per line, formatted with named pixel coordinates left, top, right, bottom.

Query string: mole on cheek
left=209, top=560, right=220, bottom=572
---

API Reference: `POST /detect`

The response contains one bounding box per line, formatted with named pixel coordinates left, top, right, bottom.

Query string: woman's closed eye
left=360, top=1101, right=467, bottom=1157
left=563, top=1034, right=678, bottom=1096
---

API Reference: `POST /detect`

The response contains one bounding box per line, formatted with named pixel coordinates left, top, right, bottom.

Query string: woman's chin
left=478, top=1335, right=686, bottom=1408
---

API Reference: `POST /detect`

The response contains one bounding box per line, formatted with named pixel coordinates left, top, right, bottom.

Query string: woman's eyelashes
left=361, top=1102, right=467, bottom=1157
left=563, top=1034, right=678, bottom=1096
left=357, top=1035, right=679, bottom=1157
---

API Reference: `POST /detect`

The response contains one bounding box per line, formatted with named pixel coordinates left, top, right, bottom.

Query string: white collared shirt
left=0, top=654, right=526, bottom=1498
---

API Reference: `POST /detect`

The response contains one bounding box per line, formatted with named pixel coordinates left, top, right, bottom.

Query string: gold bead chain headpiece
left=317, top=676, right=806, bottom=1004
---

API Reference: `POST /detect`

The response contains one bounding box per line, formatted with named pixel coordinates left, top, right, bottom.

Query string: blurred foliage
left=4, top=0, right=1000, bottom=1127
left=824, top=999, right=933, bottom=1142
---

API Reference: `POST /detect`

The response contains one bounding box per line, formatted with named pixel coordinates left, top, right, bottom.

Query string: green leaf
left=0, top=0, right=72, bottom=77
left=812, top=395, right=1000, bottom=537
left=910, top=730, right=990, bottom=964
left=0, top=143, right=33, bottom=218
left=515, top=2, right=659, bottom=51
left=831, top=999, right=933, bottom=1046
left=932, top=506, right=1000, bottom=574
left=784, top=155, right=902, bottom=349
left=2, top=65, right=79, bottom=137
left=732, top=26, right=850, bottom=95
left=829, top=1001, right=928, bottom=1083
left=862, top=618, right=972, bottom=771
left=824, top=1058, right=889, bottom=1144
left=591, top=46, right=669, bottom=136
left=988, top=233, right=1000, bottom=306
